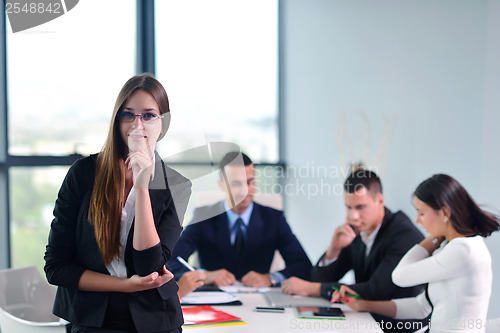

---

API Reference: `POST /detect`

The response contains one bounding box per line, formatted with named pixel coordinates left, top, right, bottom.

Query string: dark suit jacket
left=44, top=153, right=191, bottom=333
left=311, top=208, right=427, bottom=332
left=170, top=201, right=312, bottom=280
left=311, top=208, right=424, bottom=301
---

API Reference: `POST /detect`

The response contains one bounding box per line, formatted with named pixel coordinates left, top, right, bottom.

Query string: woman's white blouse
left=106, top=187, right=136, bottom=278
left=106, top=156, right=156, bottom=278
left=391, top=236, right=492, bottom=333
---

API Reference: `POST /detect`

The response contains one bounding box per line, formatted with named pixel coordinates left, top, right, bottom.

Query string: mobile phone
left=295, top=306, right=345, bottom=319
left=254, top=306, right=285, bottom=313
left=315, top=307, right=344, bottom=317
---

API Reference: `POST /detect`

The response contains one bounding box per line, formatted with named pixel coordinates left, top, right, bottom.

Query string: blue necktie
left=233, top=218, right=245, bottom=259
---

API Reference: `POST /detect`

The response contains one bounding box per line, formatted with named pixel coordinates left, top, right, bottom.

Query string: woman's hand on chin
left=125, top=150, right=154, bottom=189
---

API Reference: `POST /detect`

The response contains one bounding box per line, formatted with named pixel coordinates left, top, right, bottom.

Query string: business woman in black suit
left=44, top=73, right=191, bottom=333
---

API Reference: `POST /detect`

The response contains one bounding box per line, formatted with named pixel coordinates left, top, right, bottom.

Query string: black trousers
left=70, top=326, right=182, bottom=333
left=70, top=293, right=182, bottom=333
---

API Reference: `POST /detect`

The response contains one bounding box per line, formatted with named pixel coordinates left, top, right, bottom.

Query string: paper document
left=219, top=281, right=271, bottom=293
left=181, top=291, right=242, bottom=305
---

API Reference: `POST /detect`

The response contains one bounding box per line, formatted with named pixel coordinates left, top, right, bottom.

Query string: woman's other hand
left=128, top=265, right=173, bottom=292
left=420, top=236, right=445, bottom=255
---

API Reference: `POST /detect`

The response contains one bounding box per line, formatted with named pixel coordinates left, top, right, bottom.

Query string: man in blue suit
left=170, top=152, right=311, bottom=294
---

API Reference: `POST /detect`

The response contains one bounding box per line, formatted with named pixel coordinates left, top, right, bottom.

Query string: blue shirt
left=224, top=201, right=253, bottom=245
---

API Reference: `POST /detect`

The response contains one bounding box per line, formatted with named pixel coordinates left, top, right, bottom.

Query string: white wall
left=481, top=0, right=500, bottom=320
left=281, top=0, right=500, bottom=318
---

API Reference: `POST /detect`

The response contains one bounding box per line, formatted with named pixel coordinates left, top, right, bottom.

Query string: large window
left=4, top=0, right=136, bottom=272
left=9, top=167, right=68, bottom=271
left=1, top=0, right=279, bottom=271
left=155, top=0, right=279, bottom=163
left=7, top=0, right=136, bottom=156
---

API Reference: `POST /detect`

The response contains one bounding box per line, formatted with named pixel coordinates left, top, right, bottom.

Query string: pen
left=331, top=286, right=362, bottom=300
left=177, top=256, right=195, bottom=271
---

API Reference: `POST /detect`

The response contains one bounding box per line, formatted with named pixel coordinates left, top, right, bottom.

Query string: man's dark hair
left=343, top=169, right=383, bottom=196
left=218, top=152, right=253, bottom=178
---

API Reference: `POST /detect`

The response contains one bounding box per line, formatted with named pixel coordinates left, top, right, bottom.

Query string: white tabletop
left=182, top=292, right=384, bottom=333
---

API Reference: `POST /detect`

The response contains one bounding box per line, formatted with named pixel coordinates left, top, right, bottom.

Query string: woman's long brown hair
left=88, top=73, right=170, bottom=265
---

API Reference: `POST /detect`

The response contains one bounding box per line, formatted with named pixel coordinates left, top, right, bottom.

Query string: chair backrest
left=0, top=266, right=66, bottom=333
left=0, top=308, right=66, bottom=333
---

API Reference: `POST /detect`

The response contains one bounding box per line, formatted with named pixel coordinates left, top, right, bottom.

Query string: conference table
left=182, top=290, right=384, bottom=333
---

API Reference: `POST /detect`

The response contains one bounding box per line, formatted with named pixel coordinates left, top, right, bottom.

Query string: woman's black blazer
left=44, top=153, right=191, bottom=332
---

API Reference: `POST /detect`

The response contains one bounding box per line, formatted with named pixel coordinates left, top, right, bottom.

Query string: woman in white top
left=336, top=174, right=500, bottom=333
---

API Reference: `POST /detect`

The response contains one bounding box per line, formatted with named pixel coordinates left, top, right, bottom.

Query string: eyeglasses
left=116, top=111, right=164, bottom=124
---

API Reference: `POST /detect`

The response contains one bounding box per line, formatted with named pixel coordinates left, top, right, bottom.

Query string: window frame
left=0, top=0, right=283, bottom=269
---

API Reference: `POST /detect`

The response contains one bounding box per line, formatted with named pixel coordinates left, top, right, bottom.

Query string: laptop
left=265, top=290, right=333, bottom=307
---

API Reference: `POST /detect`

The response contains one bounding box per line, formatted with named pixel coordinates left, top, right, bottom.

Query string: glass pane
left=8, top=163, right=282, bottom=272
left=6, top=0, right=135, bottom=156
left=155, top=0, right=279, bottom=163
left=168, top=164, right=283, bottom=226
left=9, top=167, right=68, bottom=274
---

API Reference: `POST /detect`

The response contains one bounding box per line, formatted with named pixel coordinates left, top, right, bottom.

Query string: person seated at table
left=338, top=173, right=500, bottom=333
left=170, top=151, right=312, bottom=295
left=281, top=168, right=426, bottom=332
left=175, top=269, right=208, bottom=299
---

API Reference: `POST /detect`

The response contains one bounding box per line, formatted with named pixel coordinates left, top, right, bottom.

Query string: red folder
left=182, top=305, right=242, bottom=325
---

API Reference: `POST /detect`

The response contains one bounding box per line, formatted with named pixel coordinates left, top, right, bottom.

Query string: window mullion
left=136, top=0, right=155, bottom=74
left=1, top=3, right=11, bottom=269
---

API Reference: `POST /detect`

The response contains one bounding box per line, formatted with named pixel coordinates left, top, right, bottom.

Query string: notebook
left=182, top=305, right=242, bottom=325
left=265, top=290, right=333, bottom=307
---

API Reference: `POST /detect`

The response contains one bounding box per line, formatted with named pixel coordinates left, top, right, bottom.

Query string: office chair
left=0, top=266, right=66, bottom=333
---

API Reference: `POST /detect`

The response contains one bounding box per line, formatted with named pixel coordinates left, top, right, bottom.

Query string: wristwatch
left=269, top=274, right=278, bottom=287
